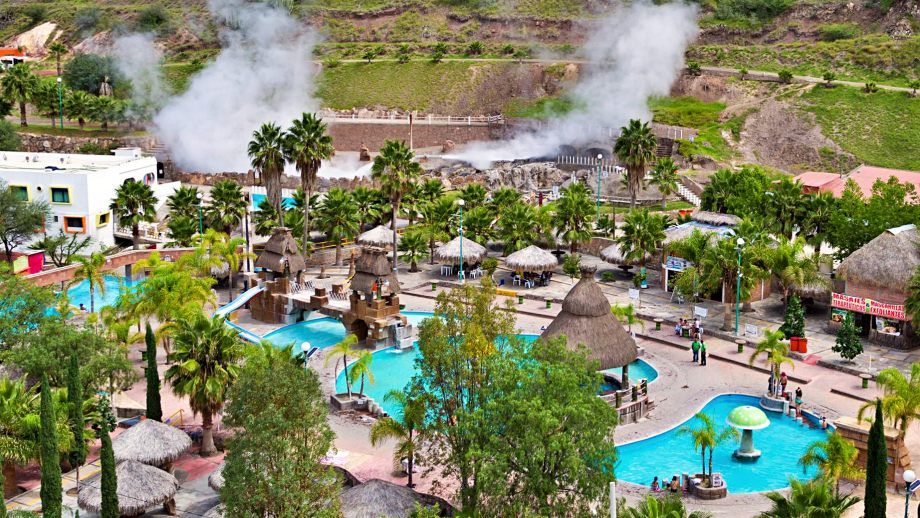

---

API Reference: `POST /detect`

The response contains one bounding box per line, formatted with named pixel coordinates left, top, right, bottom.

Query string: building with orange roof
left=793, top=165, right=920, bottom=201
left=0, top=48, right=27, bottom=69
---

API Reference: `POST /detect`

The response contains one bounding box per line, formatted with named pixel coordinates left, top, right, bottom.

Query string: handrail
left=164, top=408, right=184, bottom=427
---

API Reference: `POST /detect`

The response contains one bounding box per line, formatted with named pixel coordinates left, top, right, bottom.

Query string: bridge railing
left=317, top=109, right=503, bottom=126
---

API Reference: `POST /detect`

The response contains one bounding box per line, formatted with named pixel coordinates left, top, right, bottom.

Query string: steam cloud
left=151, top=0, right=321, bottom=173
left=112, top=33, right=168, bottom=120
left=455, top=1, right=699, bottom=168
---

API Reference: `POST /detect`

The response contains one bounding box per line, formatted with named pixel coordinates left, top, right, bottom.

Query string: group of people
left=769, top=371, right=805, bottom=413
left=650, top=475, right=681, bottom=494
left=675, top=318, right=703, bottom=340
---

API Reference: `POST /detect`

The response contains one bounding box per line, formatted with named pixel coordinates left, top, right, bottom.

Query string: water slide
left=214, top=285, right=265, bottom=319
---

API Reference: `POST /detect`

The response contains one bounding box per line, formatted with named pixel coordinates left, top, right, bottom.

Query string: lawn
left=648, top=96, right=726, bottom=128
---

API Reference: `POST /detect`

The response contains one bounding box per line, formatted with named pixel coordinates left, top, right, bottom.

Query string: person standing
left=700, top=340, right=707, bottom=366
left=780, top=372, right=789, bottom=396
left=691, top=339, right=701, bottom=363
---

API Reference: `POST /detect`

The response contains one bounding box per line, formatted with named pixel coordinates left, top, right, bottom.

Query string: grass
left=14, top=124, right=145, bottom=138
left=676, top=126, right=735, bottom=162
left=799, top=86, right=920, bottom=170
left=505, top=97, right=582, bottom=118
left=648, top=96, right=726, bottom=128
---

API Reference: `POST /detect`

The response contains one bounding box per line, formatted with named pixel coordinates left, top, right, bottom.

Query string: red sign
left=832, top=293, right=906, bottom=321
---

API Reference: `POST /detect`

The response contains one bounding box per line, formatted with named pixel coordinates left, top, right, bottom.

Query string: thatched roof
left=662, top=223, right=731, bottom=246
left=837, top=224, right=920, bottom=291
left=691, top=211, right=741, bottom=226
left=112, top=418, right=192, bottom=465
left=341, top=479, right=441, bottom=518
left=600, top=242, right=651, bottom=266
left=792, top=279, right=831, bottom=298
left=254, top=227, right=306, bottom=274
left=357, top=225, right=400, bottom=248
left=504, top=245, right=558, bottom=273
left=78, top=460, right=179, bottom=516
left=208, top=462, right=224, bottom=492
left=541, top=265, right=638, bottom=369
left=351, top=247, right=400, bottom=294
left=435, top=236, right=487, bottom=265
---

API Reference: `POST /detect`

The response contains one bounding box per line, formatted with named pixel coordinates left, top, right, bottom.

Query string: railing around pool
left=599, top=379, right=650, bottom=425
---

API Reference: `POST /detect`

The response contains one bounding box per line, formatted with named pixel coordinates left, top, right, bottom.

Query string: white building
left=0, top=148, right=174, bottom=252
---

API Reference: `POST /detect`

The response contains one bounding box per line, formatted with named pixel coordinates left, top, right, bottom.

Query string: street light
left=735, top=236, right=746, bottom=335
left=904, top=469, right=916, bottom=518
left=56, top=77, right=64, bottom=129
left=457, top=198, right=465, bottom=283
left=595, top=153, right=603, bottom=224
left=196, top=191, right=204, bottom=235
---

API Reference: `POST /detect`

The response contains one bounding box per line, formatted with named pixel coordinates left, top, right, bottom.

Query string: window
left=9, top=185, right=28, bottom=201
left=96, top=212, right=110, bottom=227
left=64, top=216, right=86, bottom=233
left=50, top=187, right=71, bottom=204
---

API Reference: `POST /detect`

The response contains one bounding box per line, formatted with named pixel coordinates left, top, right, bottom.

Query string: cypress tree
left=98, top=429, right=118, bottom=518
left=145, top=323, right=163, bottom=421
left=779, top=294, right=805, bottom=339
left=864, top=399, right=888, bottom=518
left=39, top=375, right=62, bottom=518
left=67, top=353, right=86, bottom=472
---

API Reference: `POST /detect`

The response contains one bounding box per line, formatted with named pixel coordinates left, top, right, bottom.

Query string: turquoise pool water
left=600, top=359, right=658, bottom=391
left=263, top=317, right=347, bottom=349
left=65, top=275, right=132, bottom=312
left=251, top=193, right=296, bottom=211
left=616, top=394, right=828, bottom=493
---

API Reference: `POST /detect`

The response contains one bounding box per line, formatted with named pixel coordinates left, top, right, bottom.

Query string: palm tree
left=649, top=157, right=680, bottom=209
left=614, top=119, right=657, bottom=208
left=857, top=363, right=920, bottom=436
left=209, top=232, right=253, bottom=300
left=419, top=197, right=455, bottom=263
left=353, top=186, right=384, bottom=230
left=324, top=334, right=358, bottom=398
left=0, top=63, right=39, bottom=126
left=205, top=180, right=247, bottom=235
left=554, top=182, right=594, bottom=252
left=769, top=236, right=829, bottom=309
left=489, top=187, right=521, bottom=214
left=400, top=185, right=424, bottom=227
left=677, top=412, right=739, bottom=483
left=48, top=42, right=68, bottom=76
left=462, top=206, right=495, bottom=245
left=799, top=432, right=864, bottom=494
left=71, top=252, right=107, bottom=313
left=248, top=122, right=286, bottom=216
left=611, top=303, right=644, bottom=334
left=31, top=78, right=62, bottom=129
left=347, top=350, right=375, bottom=398
left=749, top=329, right=794, bottom=397
left=371, top=140, right=423, bottom=272
left=284, top=113, right=335, bottom=255
left=498, top=201, right=542, bottom=255
left=616, top=209, right=667, bottom=273
left=399, top=230, right=428, bottom=272
left=167, top=186, right=200, bottom=220
left=418, top=179, right=444, bottom=203
left=164, top=313, right=244, bottom=456
left=315, top=188, right=360, bottom=266
left=110, top=179, right=158, bottom=250
left=88, top=95, right=124, bottom=130
left=459, top=183, right=487, bottom=209
left=694, top=234, right=768, bottom=331
left=64, top=89, right=93, bottom=129
left=618, top=494, right=712, bottom=518
left=764, top=177, right=807, bottom=239
left=802, top=191, right=836, bottom=259
left=757, top=478, right=859, bottom=518
left=369, top=390, right=427, bottom=488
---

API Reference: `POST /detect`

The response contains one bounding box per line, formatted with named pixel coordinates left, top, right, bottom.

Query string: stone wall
left=17, top=133, right=157, bottom=154
left=326, top=121, right=495, bottom=152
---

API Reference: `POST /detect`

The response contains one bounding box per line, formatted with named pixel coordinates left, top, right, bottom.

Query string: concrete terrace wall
left=17, top=133, right=157, bottom=154
left=326, top=121, right=495, bottom=151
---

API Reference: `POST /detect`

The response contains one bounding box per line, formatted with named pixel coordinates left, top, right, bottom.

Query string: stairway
left=677, top=183, right=701, bottom=207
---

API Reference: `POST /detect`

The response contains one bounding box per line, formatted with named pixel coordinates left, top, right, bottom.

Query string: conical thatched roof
left=691, top=211, right=741, bottom=226
left=208, top=462, right=225, bottom=492
left=112, top=418, right=192, bottom=465
left=351, top=247, right=400, bottom=294
left=357, top=225, right=400, bottom=248
left=78, top=460, right=179, bottom=516
left=837, top=224, right=920, bottom=291
left=541, top=265, right=638, bottom=369
left=505, top=245, right=557, bottom=273
left=600, top=242, right=650, bottom=266
left=435, top=236, right=487, bottom=265
left=255, top=227, right=306, bottom=274
left=341, top=479, right=440, bottom=518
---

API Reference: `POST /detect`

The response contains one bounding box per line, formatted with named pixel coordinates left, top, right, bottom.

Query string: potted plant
left=780, top=294, right=806, bottom=353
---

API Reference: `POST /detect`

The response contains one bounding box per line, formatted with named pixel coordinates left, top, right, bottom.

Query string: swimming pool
left=616, top=394, right=828, bottom=493
left=251, top=193, right=296, bottom=211
left=600, top=359, right=658, bottom=391
left=262, top=317, right=348, bottom=349
left=65, top=275, right=132, bottom=312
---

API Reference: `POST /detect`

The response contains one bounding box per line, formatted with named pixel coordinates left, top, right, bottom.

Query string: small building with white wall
left=0, top=148, right=175, bottom=253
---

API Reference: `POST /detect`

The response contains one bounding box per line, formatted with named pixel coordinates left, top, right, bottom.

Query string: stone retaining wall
left=17, top=133, right=157, bottom=154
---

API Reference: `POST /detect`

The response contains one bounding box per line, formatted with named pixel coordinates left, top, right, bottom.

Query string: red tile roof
left=793, top=171, right=841, bottom=189
left=795, top=165, right=920, bottom=200
left=0, top=48, right=25, bottom=58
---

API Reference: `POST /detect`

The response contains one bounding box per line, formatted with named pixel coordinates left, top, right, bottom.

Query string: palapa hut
left=112, top=418, right=192, bottom=468
left=341, top=479, right=453, bottom=518
left=250, top=227, right=307, bottom=323
left=688, top=211, right=741, bottom=227
left=254, top=227, right=306, bottom=278
left=357, top=225, right=400, bottom=249
left=78, top=460, right=180, bottom=517
left=504, top=245, right=558, bottom=273
left=600, top=242, right=651, bottom=267
left=541, top=265, right=638, bottom=384
left=351, top=246, right=399, bottom=295
left=435, top=236, right=487, bottom=267
left=341, top=246, right=407, bottom=347
left=832, top=224, right=920, bottom=348
left=208, top=462, right=224, bottom=492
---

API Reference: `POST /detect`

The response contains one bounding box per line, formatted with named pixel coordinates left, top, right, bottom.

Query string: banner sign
left=831, top=293, right=906, bottom=321
left=744, top=324, right=760, bottom=338
left=694, top=306, right=708, bottom=319
left=665, top=256, right=691, bottom=272
left=628, top=289, right=640, bottom=300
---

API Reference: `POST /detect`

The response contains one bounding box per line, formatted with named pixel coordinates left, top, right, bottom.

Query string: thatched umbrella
left=600, top=242, right=650, bottom=266
left=351, top=246, right=399, bottom=294
left=541, top=265, right=638, bottom=384
left=661, top=224, right=724, bottom=247
left=208, top=462, right=225, bottom=492
left=691, top=211, right=741, bottom=226
left=112, top=418, right=192, bottom=466
left=504, top=245, right=558, bottom=273
left=435, top=236, right=487, bottom=265
left=791, top=280, right=831, bottom=299
left=837, top=224, right=920, bottom=292
left=341, top=479, right=441, bottom=518
left=357, top=225, right=400, bottom=249
left=254, top=227, right=306, bottom=275
left=78, top=460, right=179, bottom=517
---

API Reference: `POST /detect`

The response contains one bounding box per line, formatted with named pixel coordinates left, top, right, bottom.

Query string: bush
left=822, top=71, right=836, bottom=87
left=501, top=44, right=515, bottom=55
left=0, top=120, right=21, bottom=152
left=562, top=254, right=581, bottom=279
left=715, top=0, right=792, bottom=21
left=778, top=69, right=793, bottom=84
left=396, top=53, right=410, bottom=64
left=832, top=312, right=862, bottom=361
left=136, top=5, right=169, bottom=32
left=482, top=257, right=498, bottom=277
left=63, top=53, right=122, bottom=95
left=74, top=7, right=103, bottom=33
left=466, top=41, right=484, bottom=55
left=323, top=57, right=341, bottom=68
left=818, top=23, right=860, bottom=42
left=77, top=142, right=113, bottom=155
left=738, top=67, right=748, bottom=79
left=863, top=82, right=878, bottom=93
left=686, top=61, right=702, bottom=76
left=433, top=42, right=448, bottom=54
left=779, top=294, right=805, bottom=339
left=600, top=271, right=615, bottom=282
left=21, top=5, right=45, bottom=26
left=430, top=51, right=444, bottom=64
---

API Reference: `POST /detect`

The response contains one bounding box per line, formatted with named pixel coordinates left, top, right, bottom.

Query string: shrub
left=779, top=294, right=805, bottom=339
left=513, top=48, right=530, bottom=61
left=482, top=257, right=498, bottom=278
left=562, top=253, right=581, bottom=279
left=715, top=0, right=793, bottom=21
left=600, top=271, right=615, bottom=282
left=778, top=69, right=793, bottom=84
left=433, top=42, right=448, bottom=54
left=396, top=53, right=410, bottom=64
left=77, top=142, right=114, bottom=155
left=323, top=57, right=341, bottom=68
left=21, top=5, right=45, bottom=26
left=822, top=71, right=836, bottom=87
left=738, top=67, right=748, bottom=79
left=501, top=44, right=515, bottom=55
left=686, top=61, right=702, bottom=76
left=63, top=53, right=122, bottom=94
left=863, top=82, right=878, bottom=93
left=560, top=44, right=575, bottom=55
left=74, top=7, right=103, bottom=33
left=136, top=5, right=169, bottom=32
left=430, top=51, right=443, bottom=64
left=818, top=23, right=860, bottom=42
left=466, top=41, right=484, bottom=55
left=361, top=49, right=375, bottom=63
left=832, top=312, right=862, bottom=361
left=0, top=120, right=21, bottom=152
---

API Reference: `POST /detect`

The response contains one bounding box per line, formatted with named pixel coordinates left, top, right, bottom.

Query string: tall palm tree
left=419, top=197, right=455, bottom=263
left=757, top=478, right=859, bottom=518
left=347, top=350, right=375, bottom=398
left=110, top=179, right=158, bottom=250
left=71, top=252, right=106, bottom=313
left=247, top=122, right=286, bottom=216
left=64, top=89, right=93, bottom=129
left=616, top=209, right=667, bottom=272
left=398, top=230, right=428, bottom=272
left=666, top=228, right=714, bottom=301
left=47, top=42, right=68, bottom=76
left=283, top=113, right=335, bottom=255
left=649, top=157, right=679, bottom=209
left=31, top=78, right=62, bottom=129
left=205, top=180, right=247, bottom=235
left=618, top=494, right=712, bottom=518
left=676, top=412, right=739, bottom=483
left=802, top=191, right=836, bottom=259
left=749, top=330, right=794, bottom=397
left=459, top=183, right=488, bottom=209
left=0, top=64, right=39, bottom=127
left=352, top=186, right=384, bottom=231
left=166, top=186, right=200, bottom=220
left=769, top=236, right=829, bottom=309
left=462, top=206, right=496, bottom=246
left=554, top=182, right=594, bottom=253
left=498, top=201, right=542, bottom=255
left=164, top=313, right=244, bottom=456
left=613, top=119, right=657, bottom=208
left=208, top=232, right=253, bottom=300
left=315, top=188, right=360, bottom=266
left=489, top=187, right=521, bottom=214
left=371, top=140, right=423, bottom=273
left=857, top=363, right=920, bottom=436
left=799, top=432, right=864, bottom=494
left=324, top=334, right=358, bottom=398
left=369, top=390, right=427, bottom=488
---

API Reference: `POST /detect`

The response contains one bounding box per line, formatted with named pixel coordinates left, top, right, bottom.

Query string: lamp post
left=458, top=198, right=465, bottom=283
left=196, top=191, right=204, bottom=235
left=735, top=236, right=746, bottom=335
left=300, top=341, right=312, bottom=368
left=56, top=77, right=64, bottom=129
left=904, top=469, right=917, bottom=518
left=595, top=153, right=603, bottom=224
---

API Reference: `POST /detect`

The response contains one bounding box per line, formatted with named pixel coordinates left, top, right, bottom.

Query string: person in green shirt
left=700, top=340, right=707, bottom=366
left=691, top=339, right=701, bottom=363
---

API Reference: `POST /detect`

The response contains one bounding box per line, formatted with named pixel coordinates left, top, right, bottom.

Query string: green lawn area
left=648, top=96, right=726, bottom=128
left=799, top=86, right=920, bottom=170
left=15, top=124, right=144, bottom=138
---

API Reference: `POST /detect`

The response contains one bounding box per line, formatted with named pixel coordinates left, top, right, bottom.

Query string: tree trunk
left=391, top=205, right=399, bottom=277
left=335, top=243, right=343, bottom=266
left=200, top=411, right=216, bottom=457
left=723, top=302, right=734, bottom=331
left=3, top=460, right=18, bottom=497
left=89, top=285, right=95, bottom=313
left=132, top=223, right=140, bottom=250
left=19, top=101, right=26, bottom=127
left=407, top=433, right=415, bottom=488
left=569, top=242, right=577, bottom=253
left=661, top=196, right=668, bottom=209
left=342, top=358, right=352, bottom=398
left=428, top=238, right=436, bottom=265
left=700, top=450, right=706, bottom=478
left=228, top=271, right=235, bottom=301
left=78, top=118, right=85, bottom=129
left=410, top=260, right=418, bottom=272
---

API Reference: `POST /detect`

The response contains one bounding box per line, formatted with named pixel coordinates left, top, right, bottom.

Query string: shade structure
left=208, top=462, right=225, bottom=492
left=341, top=479, right=446, bottom=518
left=254, top=227, right=306, bottom=274
left=351, top=246, right=399, bottom=294
left=112, top=418, right=192, bottom=466
left=690, top=211, right=741, bottom=226
left=78, top=460, right=179, bottom=517
left=600, top=242, right=650, bottom=266
left=791, top=280, right=831, bottom=299
left=504, top=245, right=558, bottom=273
left=434, top=236, right=487, bottom=265
left=357, top=225, right=400, bottom=249
left=541, top=265, right=638, bottom=370
left=837, top=224, right=920, bottom=291
left=726, top=406, right=770, bottom=430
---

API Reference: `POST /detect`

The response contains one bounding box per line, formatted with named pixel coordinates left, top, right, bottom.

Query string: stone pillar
left=124, top=264, right=133, bottom=283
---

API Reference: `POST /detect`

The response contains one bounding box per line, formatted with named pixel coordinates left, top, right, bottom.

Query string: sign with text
left=831, top=293, right=906, bottom=321
left=694, top=306, right=708, bottom=319
left=665, top=256, right=691, bottom=272
left=628, top=289, right=640, bottom=300
left=745, top=324, right=760, bottom=338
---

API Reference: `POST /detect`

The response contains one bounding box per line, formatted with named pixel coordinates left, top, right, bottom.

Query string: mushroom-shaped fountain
left=727, top=405, right=771, bottom=462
